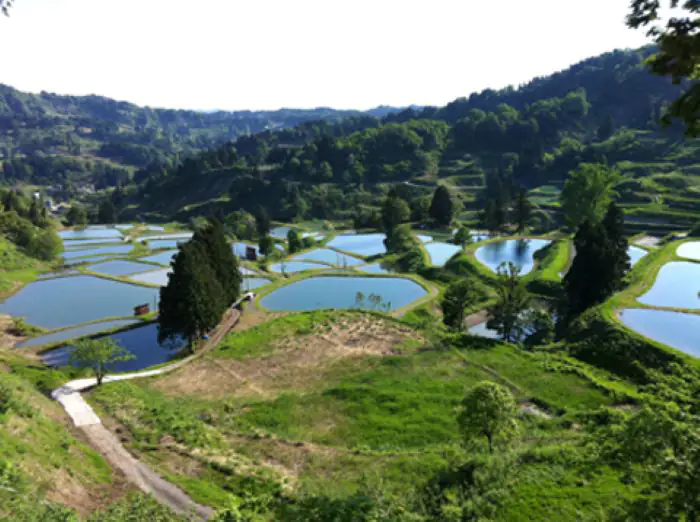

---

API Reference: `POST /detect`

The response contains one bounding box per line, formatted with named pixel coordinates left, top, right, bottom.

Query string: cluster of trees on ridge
left=97, top=45, right=692, bottom=226
left=0, top=188, right=61, bottom=261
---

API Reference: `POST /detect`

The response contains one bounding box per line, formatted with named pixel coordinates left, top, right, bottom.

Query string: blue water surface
left=260, top=276, right=426, bottom=312
left=475, top=239, right=551, bottom=275
left=0, top=276, right=159, bottom=329
left=638, top=262, right=700, bottom=309
left=42, top=323, right=186, bottom=372
left=619, top=308, right=700, bottom=358
left=17, top=320, right=139, bottom=348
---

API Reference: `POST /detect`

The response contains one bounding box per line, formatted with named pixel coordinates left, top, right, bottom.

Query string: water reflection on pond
left=42, top=323, right=186, bottom=372
left=0, top=276, right=159, bottom=329
left=291, top=248, right=363, bottom=267
left=260, top=276, right=426, bottom=312
left=619, top=308, right=700, bottom=358
left=326, top=233, right=387, bottom=257
left=475, top=239, right=551, bottom=275
left=424, top=242, right=462, bottom=267
left=638, top=262, right=700, bottom=309
left=17, top=319, right=140, bottom=348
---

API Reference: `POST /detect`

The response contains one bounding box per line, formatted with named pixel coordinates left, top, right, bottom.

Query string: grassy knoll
left=86, top=310, right=638, bottom=519
left=0, top=237, right=47, bottom=296
left=0, top=350, right=120, bottom=518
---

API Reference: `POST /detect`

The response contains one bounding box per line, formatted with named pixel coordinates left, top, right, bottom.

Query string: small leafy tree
left=487, top=262, right=530, bottom=342
left=560, top=163, right=620, bottom=228
left=69, top=338, right=134, bottom=386
left=441, top=279, right=478, bottom=330
left=258, top=235, right=274, bottom=257
left=454, top=226, right=473, bottom=247
left=381, top=195, right=410, bottom=235
left=65, top=205, right=88, bottom=227
left=457, top=381, right=518, bottom=453
left=287, top=229, right=302, bottom=254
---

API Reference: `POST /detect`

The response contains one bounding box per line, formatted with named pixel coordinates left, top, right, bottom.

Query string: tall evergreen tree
left=564, top=206, right=630, bottom=317
left=603, top=202, right=631, bottom=286
left=255, top=207, right=270, bottom=238
left=98, top=199, right=118, bottom=224
left=158, top=242, right=226, bottom=349
left=513, top=187, right=532, bottom=233
left=429, top=185, right=455, bottom=227
left=192, top=218, right=242, bottom=305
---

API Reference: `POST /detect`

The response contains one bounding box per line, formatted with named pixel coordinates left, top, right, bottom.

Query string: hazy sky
left=0, top=0, right=653, bottom=111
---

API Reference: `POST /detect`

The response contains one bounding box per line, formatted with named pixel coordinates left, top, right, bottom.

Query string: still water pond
left=62, top=245, right=133, bottom=260
left=130, top=268, right=171, bottom=287
left=242, top=278, right=272, bottom=291
left=140, top=250, right=178, bottom=265
left=87, top=260, right=155, bottom=276
left=148, top=239, right=186, bottom=250
left=63, top=238, right=125, bottom=249
left=59, top=227, right=124, bottom=240
left=628, top=246, right=648, bottom=266
left=17, top=320, right=139, bottom=349
left=260, top=276, right=426, bottom=312
left=64, top=254, right=121, bottom=267
left=475, top=239, right=551, bottom=275
left=425, top=242, right=462, bottom=267
left=269, top=261, right=326, bottom=273
left=292, top=248, right=363, bottom=267
left=42, top=323, right=186, bottom=372
left=356, top=263, right=392, bottom=274
left=326, top=233, right=387, bottom=257
left=0, top=276, right=159, bottom=329
left=638, top=262, right=700, bottom=309
left=619, top=309, right=700, bottom=358
left=677, top=241, right=700, bottom=261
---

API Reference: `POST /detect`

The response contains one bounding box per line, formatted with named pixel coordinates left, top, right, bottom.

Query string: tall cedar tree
left=564, top=203, right=630, bottom=316
left=98, top=200, right=118, bottom=224
left=192, top=219, right=242, bottom=305
left=429, top=185, right=454, bottom=227
left=158, top=241, right=226, bottom=348
left=602, top=202, right=631, bottom=285
left=513, top=187, right=532, bottom=232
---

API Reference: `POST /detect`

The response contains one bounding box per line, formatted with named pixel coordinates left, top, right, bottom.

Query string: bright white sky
left=0, top=0, right=653, bottom=111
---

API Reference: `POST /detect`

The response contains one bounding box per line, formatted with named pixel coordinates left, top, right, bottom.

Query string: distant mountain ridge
left=0, top=84, right=379, bottom=186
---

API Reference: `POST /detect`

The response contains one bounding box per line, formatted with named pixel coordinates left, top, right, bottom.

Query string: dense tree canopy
left=628, top=0, right=700, bottom=136
left=560, top=163, right=621, bottom=228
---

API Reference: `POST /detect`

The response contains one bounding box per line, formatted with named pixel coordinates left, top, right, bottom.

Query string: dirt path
left=52, top=300, right=249, bottom=520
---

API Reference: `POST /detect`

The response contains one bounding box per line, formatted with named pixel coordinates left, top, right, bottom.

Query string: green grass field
left=85, top=310, right=639, bottom=519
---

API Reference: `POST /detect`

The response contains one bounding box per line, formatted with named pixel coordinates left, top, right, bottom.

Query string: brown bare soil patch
left=154, top=315, right=422, bottom=400
left=0, top=314, right=25, bottom=350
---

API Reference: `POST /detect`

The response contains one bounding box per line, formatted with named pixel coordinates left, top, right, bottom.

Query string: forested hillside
left=0, top=84, right=393, bottom=188
left=121, top=46, right=700, bottom=233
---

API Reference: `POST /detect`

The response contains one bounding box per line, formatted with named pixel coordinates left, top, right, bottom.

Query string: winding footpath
left=51, top=301, right=249, bottom=520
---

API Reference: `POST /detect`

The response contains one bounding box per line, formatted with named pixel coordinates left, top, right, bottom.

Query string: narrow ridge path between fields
left=52, top=301, right=249, bottom=520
